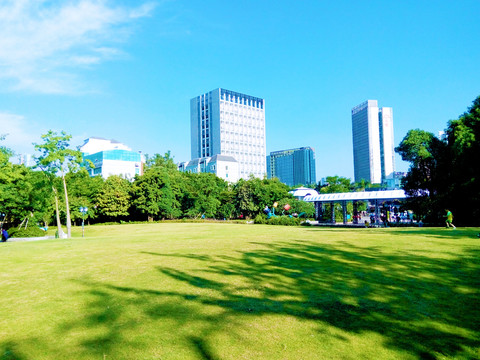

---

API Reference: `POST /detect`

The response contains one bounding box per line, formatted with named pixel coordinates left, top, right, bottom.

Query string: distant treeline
left=0, top=149, right=314, bottom=228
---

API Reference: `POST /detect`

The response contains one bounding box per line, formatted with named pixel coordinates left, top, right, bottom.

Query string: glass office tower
left=352, top=100, right=395, bottom=184
left=267, top=147, right=316, bottom=187
left=191, top=88, right=266, bottom=179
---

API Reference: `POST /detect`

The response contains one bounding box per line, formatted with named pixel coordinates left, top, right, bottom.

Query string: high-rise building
left=352, top=100, right=395, bottom=184
left=14, top=153, right=34, bottom=167
left=190, top=88, right=266, bottom=179
left=267, top=147, right=316, bottom=187
left=80, top=137, right=144, bottom=180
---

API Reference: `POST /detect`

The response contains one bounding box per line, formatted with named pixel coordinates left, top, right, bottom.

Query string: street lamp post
left=79, top=207, right=88, bottom=237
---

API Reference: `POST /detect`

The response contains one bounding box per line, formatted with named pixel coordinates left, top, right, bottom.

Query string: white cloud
left=0, top=0, right=156, bottom=94
left=0, top=113, right=40, bottom=155
left=0, top=113, right=90, bottom=158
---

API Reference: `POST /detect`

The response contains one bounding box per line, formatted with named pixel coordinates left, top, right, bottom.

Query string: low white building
left=178, top=155, right=239, bottom=182
left=80, top=137, right=144, bottom=180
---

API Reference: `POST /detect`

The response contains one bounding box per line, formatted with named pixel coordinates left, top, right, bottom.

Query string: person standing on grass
left=445, top=209, right=456, bottom=229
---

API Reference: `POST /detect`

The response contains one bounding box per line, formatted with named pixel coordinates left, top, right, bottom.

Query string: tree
left=395, top=129, right=446, bottom=221
left=132, top=151, right=183, bottom=220
left=234, top=177, right=291, bottom=219
left=0, top=136, right=15, bottom=225
left=234, top=178, right=260, bottom=218
left=1, top=165, right=48, bottom=224
left=442, top=96, right=480, bottom=223
left=277, top=197, right=315, bottom=218
left=317, top=176, right=352, bottom=194
left=66, top=169, right=104, bottom=224
left=180, top=172, right=225, bottom=219
left=131, top=168, right=181, bottom=220
left=34, top=131, right=83, bottom=238
left=144, top=151, right=178, bottom=172
left=216, top=186, right=236, bottom=219
left=96, top=175, right=131, bottom=221
left=396, top=96, right=480, bottom=224
left=0, top=137, right=54, bottom=227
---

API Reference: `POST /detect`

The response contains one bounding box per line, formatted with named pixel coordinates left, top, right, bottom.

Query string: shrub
left=8, top=227, right=46, bottom=238
left=266, top=216, right=300, bottom=226
left=254, top=214, right=267, bottom=224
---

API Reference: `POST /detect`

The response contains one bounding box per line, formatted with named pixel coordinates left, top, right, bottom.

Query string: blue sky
left=1, top=0, right=479, bottom=180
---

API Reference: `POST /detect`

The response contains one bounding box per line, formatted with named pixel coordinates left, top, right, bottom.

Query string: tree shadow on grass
left=4, top=239, right=477, bottom=359
left=141, top=241, right=479, bottom=359
left=0, top=342, right=27, bottom=360
left=189, top=336, right=221, bottom=360
left=305, top=227, right=480, bottom=241
left=68, top=242, right=479, bottom=359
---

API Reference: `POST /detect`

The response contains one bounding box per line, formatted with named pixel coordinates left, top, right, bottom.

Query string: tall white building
left=190, top=88, right=266, bottom=179
left=352, top=100, right=395, bottom=184
left=379, top=107, right=395, bottom=182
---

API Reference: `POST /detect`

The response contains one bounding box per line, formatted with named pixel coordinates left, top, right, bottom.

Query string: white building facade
left=80, top=137, right=144, bottom=180
left=379, top=107, right=395, bottom=182
left=352, top=100, right=395, bottom=184
left=178, top=155, right=239, bottom=183
left=191, top=88, right=266, bottom=179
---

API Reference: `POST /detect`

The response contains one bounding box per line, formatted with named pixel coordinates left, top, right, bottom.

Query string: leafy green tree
left=66, top=169, right=104, bottom=224
left=132, top=151, right=183, bottom=220
left=442, top=96, right=480, bottom=223
left=34, top=131, right=82, bottom=238
left=144, top=151, right=178, bottom=172
left=317, top=176, right=352, bottom=193
left=131, top=167, right=181, bottom=220
left=0, top=138, right=53, bottom=228
left=234, top=177, right=291, bottom=218
left=277, top=197, right=315, bottom=218
left=396, top=96, right=480, bottom=224
left=96, top=175, right=131, bottom=220
left=181, top=172, right=225, bottom=218
left=0, top=138, right=16, bottom=224
left=27, top=170, right=55, bottom=226
left=1, top=165, right=41, bottom=224
left=234, top=178, right=260, bottom=218
left=216, top=186, right=237, bottom=219
left=395, top=129, right=447, bottom=221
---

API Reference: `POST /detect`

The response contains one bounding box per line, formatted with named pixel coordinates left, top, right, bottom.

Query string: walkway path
left=6, top=236, right=56, bottom=242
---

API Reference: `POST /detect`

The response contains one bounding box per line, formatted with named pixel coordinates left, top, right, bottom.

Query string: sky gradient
left=1, top=0, right=479, bottom=181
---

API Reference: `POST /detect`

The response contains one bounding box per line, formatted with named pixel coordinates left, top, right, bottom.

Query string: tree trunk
left=53, top=187, right=65, bottom=238
left=62, top=174, right=72, bottom=238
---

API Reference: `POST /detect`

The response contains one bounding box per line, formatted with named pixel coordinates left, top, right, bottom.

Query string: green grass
left=1, top=223, right=479, bottom=360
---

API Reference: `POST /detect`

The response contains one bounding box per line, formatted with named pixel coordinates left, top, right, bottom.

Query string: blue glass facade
left=83, top=150, right=142, bottom=178
left=84, top=150, right=140, bottom=167
left=267, top=147, right=316, bottom=187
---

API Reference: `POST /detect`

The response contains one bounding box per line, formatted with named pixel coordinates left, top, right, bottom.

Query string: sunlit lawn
left=1, top=223, right=479, bottom=360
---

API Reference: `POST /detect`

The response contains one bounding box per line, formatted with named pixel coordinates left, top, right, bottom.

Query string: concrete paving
left=5, top=236, right=56, bottom=242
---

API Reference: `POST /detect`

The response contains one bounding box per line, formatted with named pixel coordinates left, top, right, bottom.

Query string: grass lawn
left=1, top=223, right=479, bottom=360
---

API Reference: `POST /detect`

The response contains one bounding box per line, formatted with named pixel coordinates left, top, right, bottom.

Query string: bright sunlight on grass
left=1, top=223, right=479, bottom=360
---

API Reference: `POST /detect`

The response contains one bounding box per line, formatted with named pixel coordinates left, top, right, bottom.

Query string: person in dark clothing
left=1, top=229, right=8, bottom=242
